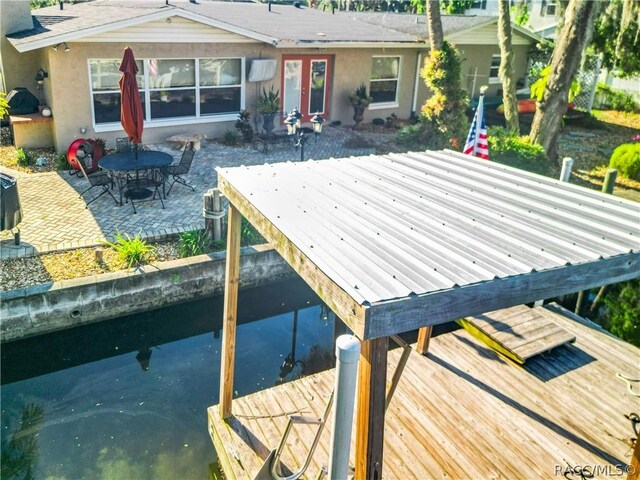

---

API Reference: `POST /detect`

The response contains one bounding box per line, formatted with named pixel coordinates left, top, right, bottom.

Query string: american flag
left=463, top=93, right=489, bottom=160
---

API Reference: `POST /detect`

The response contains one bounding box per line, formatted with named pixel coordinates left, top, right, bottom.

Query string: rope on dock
left=616, top=373, right=640, bottom=397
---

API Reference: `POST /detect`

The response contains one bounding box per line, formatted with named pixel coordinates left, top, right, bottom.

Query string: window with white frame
left=489, top=54, right=501, bottom=84
left=471, top=0, right=487, bottom=9
left=89, top=57, right=243, bottom=127
left=370, top=56, right=400, bottom=106
left=540, top=0, right=556, bottom=16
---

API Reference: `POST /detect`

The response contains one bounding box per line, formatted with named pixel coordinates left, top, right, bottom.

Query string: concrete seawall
left=0, top=245, right=294, bottom=343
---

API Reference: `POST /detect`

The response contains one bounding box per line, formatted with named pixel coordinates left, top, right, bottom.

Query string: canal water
left=1, top=279, right=340, bottom=480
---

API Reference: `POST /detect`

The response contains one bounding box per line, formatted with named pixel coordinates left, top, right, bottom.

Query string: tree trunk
left=498, top=0, right=519, bottom=134
left=530, top=0, right=596, bottom=162
left=555, top=0, right=570, bottom=38
left=426, top=0, right=443, bottom=52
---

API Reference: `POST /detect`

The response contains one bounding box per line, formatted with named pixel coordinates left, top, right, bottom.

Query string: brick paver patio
left=0, top=126, right=393, bottom=259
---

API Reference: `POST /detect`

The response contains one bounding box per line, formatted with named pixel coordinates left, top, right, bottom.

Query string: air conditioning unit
left=248, top=59, right=277, bottom=82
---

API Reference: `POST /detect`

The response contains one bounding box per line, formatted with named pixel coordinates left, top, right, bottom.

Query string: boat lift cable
left=257, top=335, right=413, bottom=480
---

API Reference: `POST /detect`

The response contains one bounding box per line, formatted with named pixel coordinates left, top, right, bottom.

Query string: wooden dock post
left=355, top=337, right=388, bottom=480
left=204, top=188, right=224, bottom=242
left=602, top=168, right=618, bottom=195
left=219, top=204, right=241, bottom=419
left=416, top=326, right=433, bottom=355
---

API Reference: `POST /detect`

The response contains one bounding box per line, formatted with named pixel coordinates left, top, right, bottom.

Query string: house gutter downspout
left=411, top=51, right=422, bottom=117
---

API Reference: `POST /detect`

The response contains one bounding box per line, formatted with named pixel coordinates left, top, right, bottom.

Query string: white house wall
left=81, top=16, right=260, bottom=44
left=450, top=23, right=533, bottom=46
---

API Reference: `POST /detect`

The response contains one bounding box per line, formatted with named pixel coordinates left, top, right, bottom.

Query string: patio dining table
left=100, top=150, right=173, bottom=205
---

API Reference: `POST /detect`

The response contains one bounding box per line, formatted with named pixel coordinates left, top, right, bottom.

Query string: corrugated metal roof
left=218, top=150, right=640, bottom=339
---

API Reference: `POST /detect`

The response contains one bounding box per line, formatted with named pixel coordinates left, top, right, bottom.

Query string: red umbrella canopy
left=119, top=47, right=144, bottom=144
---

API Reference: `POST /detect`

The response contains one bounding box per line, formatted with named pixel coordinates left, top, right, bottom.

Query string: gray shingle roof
left=7, top=0, right=418, bottom=49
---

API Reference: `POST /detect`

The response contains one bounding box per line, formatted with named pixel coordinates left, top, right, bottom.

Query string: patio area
left=0, top=126, right=390, bottom=259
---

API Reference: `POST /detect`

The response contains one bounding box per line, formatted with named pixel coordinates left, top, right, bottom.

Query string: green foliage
left=235, top=109, right=254, bottom=143
left=592, top=0, right=640, bottom=78
left=257, top=86, right=280, bottom=114
left=609, top=142, right=640, bottom=180
left=511, top=2, right=529, bottom=26
left=179, top=229, right=213, bottom=257
left=241, top=217, right=265, bottom=246
left=103, top=231, right=156, bottom=269
left=530, top=66, right=580, bottom=103
left=222, top=131, right=240, bottom=147
left=0, top=92, right=9, bottom=118
left=349, top=83, right=372, bottom=107
left=16, top=148, right=32, bottom=166
left=440, top=0, right=474, bottom=14
left=0, top=403, right=44, bottom=480
left=486, top=126, right=550, bottom=175
left=55, top=152, right=68, bottom=170
left=596, top=83, right=640, bottom=113
left=419, top=41, right=469, bottom=149
left=602, top=279, right=640, bottom=347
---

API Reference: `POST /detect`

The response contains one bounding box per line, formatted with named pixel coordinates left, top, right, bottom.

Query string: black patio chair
left=164, top=142, right=196, bottom=195
left=77, top=160, right=118, bottom=208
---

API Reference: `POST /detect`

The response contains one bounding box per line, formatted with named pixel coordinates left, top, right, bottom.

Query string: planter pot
left=261, top=113, right=277, bottom=135
left=352, top=104, right=367, bottom=126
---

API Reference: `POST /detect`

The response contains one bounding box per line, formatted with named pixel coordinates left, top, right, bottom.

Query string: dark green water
left=1, top=279, right=339, bottom=480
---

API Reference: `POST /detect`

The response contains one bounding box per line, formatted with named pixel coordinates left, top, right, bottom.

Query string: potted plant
left=349, top=83, right=372, bottom=127
left=257, top=86, right=280, bottom=135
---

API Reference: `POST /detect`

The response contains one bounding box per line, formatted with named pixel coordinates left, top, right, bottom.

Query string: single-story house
left=1, top=0, right=540, bottom=152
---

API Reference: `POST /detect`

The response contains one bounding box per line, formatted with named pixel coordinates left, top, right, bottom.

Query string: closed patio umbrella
left=119, top=47, right=143, bottom=156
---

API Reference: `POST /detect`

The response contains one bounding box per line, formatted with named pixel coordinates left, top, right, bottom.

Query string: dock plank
left=209, top=305, right=638, bottom=479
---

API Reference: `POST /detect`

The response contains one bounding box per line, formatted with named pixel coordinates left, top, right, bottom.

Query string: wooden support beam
left=219, top=204, right=242, bottom=419
left=355, top=337, right=388, bottom=480
left=416, top=326, right=433, bottom=355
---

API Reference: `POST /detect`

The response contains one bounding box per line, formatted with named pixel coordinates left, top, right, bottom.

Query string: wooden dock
left=209, top=304, right=639, bottom=479
left=458, top=304, right=577, bottom=364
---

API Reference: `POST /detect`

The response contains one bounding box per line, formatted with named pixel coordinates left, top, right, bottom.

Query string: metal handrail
left=270, top=391, right=335, bottom=480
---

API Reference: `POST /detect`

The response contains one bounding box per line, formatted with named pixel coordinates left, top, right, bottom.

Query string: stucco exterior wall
left=457, top=44, right=531, bottom=99
left=43, top=42, right=426, bottom=152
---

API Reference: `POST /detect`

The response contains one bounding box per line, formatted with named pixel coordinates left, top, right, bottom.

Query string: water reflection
left=1, top=403, right=44, bottom=480
left=1, top=279, right=337, bottom=479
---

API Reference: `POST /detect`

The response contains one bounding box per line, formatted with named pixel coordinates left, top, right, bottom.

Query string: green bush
left=596, top=83, right=640, bottom=113
left=487, top=126, right=549, bottom=175
left=603, top=279, right=640, bottom=347
left=609, top=142, right=640, bottom=180
left=16, top=148, right=32, bottom=167
left=222, top=131, right=240, bottom=147
left=179, top=229, right=225, bottom=257
left=55, top=153, right=68, bottom=171
left=235, top=109, right=254, bottom=144
left=103, top=231, right=156, bottom=269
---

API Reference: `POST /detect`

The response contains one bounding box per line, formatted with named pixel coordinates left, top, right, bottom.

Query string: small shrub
left=222, top=131, right=240, bottom=147
left=602, top=279, right=640, bottom=347
left=102, top=231, right=156, bottom=268
left=16, top=148, right=32, bottom=166
left=372, top=118, right=385, bottom=126
left=597, top=83, right=640, bottom=113
left=487, top=126, right=549, bottom=175
left=235, top=109, right=254, bottom=143
left=179, top=229, right=213, bottom=257
left=55, top=153, right=68, bottom=171
left=257, top=86, right=280, bottom=114
left=609, top=142, right=640, bottom=180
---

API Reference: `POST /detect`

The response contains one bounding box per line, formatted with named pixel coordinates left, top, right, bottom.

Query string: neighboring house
left=1, top=0, right=539, bottom=151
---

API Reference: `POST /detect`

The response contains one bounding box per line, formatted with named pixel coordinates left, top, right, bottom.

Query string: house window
left=489, top=54, right=501, bottom=84
left=89, top=57, right=244, bottom=127
left=540, top=0, right=556, bottom=16
left=471, top=0, right=487, bottom=9
left=370, top=56, right=400, bottom=107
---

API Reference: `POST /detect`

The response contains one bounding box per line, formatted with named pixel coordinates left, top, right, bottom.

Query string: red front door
left=281, top=55, right=331, bottom=122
